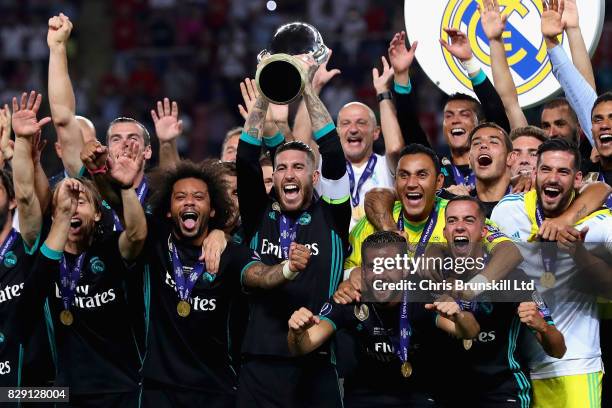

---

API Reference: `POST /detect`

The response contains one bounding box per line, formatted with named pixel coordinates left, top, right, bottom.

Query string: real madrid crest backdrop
left=405, top=0, right=605, bottom=108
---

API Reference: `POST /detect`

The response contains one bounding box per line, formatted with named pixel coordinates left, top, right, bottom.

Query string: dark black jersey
left=434, top=270, right=551, bottom=406
left=320, top=301, right=437, bottom=397
left=237, top=128, right=351, bottom=358
left=0, top=232, right=53, bottom=387
left=16, top=230, right=141, bottom=394
left=139, top=216, right=259, bottom=393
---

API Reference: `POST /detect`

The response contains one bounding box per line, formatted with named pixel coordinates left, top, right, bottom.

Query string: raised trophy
left=255, top=22, right=329, bottom=105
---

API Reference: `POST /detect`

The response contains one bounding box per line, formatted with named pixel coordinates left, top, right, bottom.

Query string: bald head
left=76, top=115, right=96, bottom=143
left=337, top=102, right=380, bottom=164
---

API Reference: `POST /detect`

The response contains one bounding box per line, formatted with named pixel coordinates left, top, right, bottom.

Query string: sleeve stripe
left=263, top=132, right=284, bottom=148
left=41, top=243, right=62, bottom=261
left=470, top=69, right=487, bottom=86
left=240, top=260, right=260, bottom=287
left=23, top=232, right=42, bottom=255
left=322, top=195, right=350, bottom=205
left=313, top=122, right=336, bottom=141
left=240, top=131, right=263, bottom=146
left=319, top=315, right=337, bottom=331
left=393, top=81, right=412, bottom=94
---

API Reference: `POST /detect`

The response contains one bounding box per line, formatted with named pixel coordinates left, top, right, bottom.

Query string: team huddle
left=1, top=0, right=612, bottom=407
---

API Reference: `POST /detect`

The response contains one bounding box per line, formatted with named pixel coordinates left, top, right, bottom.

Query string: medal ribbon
left=171, top=243, right=206, bottom=302
left=279, top=213, right=304, bottom=260
left=59, top=253, right=86, bottom=312
left=113, top=179, right=148, bottom=231
left=393, top=205, right=439, bottom=366
left=0, top=229, right=17, bottom=263
left=535, top=201, right=558, bottom=277
left=346, top=155, right=377, bottom=207
left=451, top=164, right=476, bottom=190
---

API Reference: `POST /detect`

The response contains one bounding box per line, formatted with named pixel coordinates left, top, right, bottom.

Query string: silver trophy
left=255, top=22, right=329, bottom=105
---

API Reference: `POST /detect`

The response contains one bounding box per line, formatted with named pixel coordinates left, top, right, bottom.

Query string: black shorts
left=237, top=355, right=342, bottom=408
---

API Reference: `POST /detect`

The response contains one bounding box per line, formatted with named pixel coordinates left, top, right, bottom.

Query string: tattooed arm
left=242, top=243, right=311, bottom=289
left=244, top=96, right=269, bottom=141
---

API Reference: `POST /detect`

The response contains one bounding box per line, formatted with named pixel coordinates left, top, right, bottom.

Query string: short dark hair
left=107, top=117, right=151, bottom=146
left=591, top=91, right=612, bottom=117
left=149, top=160, right=232, bottom=230
left=362, top=230, right=407, bottom=254
left=468, top=122, right=513, bottom=153
left=536, top=138, right=581, bottom=172
left=510, top=126, right=548, bottom=143
left=541, top=97, right=578, bottom=125
left=445, top=93, right=484, bottom=122
left=446, top=195, right=487, bottom=222
left=398, top=143, right=441, bottom=175
left=275, top=141, right=316, bottom=169
left=214, top=160, right=237, bottom=177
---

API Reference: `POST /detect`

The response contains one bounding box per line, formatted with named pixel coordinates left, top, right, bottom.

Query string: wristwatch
left=376, top=91, right=393, bottom=103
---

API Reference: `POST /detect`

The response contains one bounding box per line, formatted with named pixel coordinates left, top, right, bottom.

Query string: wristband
left=282, top=260, right=300, bottom=281
left=467, top=274, right=489, bottom=297
left=460, top=56, right=481, bottom=76
left=376, top=91, right=393, bottom=103
left=87, top=164, right=108, bottom=176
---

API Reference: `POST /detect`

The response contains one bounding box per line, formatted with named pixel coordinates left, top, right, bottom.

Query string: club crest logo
left=404, top=0, right=604, bottom=108
left=89, top=257, right=105, bottom=274
left=3, top=251, right=17, bottom=268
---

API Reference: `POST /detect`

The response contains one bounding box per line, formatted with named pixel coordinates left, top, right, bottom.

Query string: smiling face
left=222, top=174, right=239, bottom=230
left=168, top=177, right=215, bottom=241
left=541, top=106, right=579, bottom=144
left=443, top=200, right=487, bottom=259
left=273, top=149, right=318, bottom=212
left=395, top=153, right=444, bottom=222
left=592, top=101, right=612, bottom=160
left=337, top=103, right=380, bottom=164
left=536, top=151, right=582, bottom=217
left=510, top=135, right=543, bottom=177
left=363, top=245, right=405, bottom=303
left=443, top=99, right=479, bottom=152
left=469, top=126, right=510, bottom=182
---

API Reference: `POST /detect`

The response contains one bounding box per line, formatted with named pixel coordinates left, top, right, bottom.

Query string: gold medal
left=351, top=206, right=365, bottom=222
left=60, top=310, right=74, bottom=326
left=540, top=272, right=556, bottom=289
left=353, top=304, right=369, bottom=321
left=463, top=339, right=473, bottom=351
left=177, top=300, right=191, bottom=317
left=401, top=361, right=413, bottom=378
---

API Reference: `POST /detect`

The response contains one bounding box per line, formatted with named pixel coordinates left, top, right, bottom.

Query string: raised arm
left=11, top=92, right=51, bottom=246
left=561, top=0, right=596, bottom=90
left=479, top=0, right=528, bottom=129
left=426, top=297, right=480, bottom=339
left=292, top=50, right=340, bottom=145
left=0, top=104, right=14, bottom=166
left=111, top=141, right=147, bottom=261
left=287, top=307, right=335, bottom=356
left=47, top=13, right=86, bottom=177
left=387, top=32, right=432, bottom=148
left=236, top=92, right=270, bottom=241
left=151, top=98, right=182, bottom=168
left=542, top=0, right=597, bottom=145
left=243, top=243, right=310, bottom=289
left=373, top=56, right=403, bottom=172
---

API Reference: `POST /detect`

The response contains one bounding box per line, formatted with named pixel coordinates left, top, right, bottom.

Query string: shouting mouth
left=180, top=211, right=199, bottom=231
left=477, top=154, right=493, bottom=167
